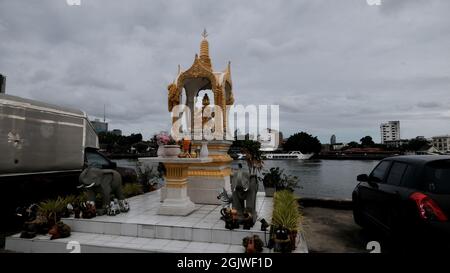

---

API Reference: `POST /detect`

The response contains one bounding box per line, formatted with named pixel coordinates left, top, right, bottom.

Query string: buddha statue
left=202, top=93, right=210, bottom=108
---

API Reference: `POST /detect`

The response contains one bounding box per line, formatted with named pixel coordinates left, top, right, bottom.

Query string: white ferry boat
left=263, top=151, right=313, bottom=160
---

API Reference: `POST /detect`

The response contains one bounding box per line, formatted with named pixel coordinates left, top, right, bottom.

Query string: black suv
left=352, top=155, right=450, bottom=244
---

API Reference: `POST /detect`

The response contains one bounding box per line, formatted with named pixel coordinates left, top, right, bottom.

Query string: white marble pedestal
left=138, top=157, right=212, bottom=216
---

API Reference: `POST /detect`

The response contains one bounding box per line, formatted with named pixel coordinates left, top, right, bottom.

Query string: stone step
left=6, top=231, right=307, bottom=253
left=5, top=232, right=248, bottom=253
left=62, top=217, right=270, bottom=245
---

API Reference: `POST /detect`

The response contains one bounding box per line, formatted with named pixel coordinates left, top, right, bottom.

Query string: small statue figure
left=49, top=221, right=71, bottom=240
left=217, top=187, right=232, bottom=209
left=242, top=209, right=254, bottom=230
left=243, top=235, right=264, bottom=253
left=272, top=227, right=292, bottom=253
left=202, top=93, right=210, bottom=107
left=62, top=203, right=74, bottom=218
left=80, top=201, right=96, bottom=219
left=106, top=199, right=121, bottom=216
left=220, top=207, right=239, bottom=230
left=119, top=199, right=130, bottom=212
left=20, top=214, right=49, bottom=239
left=179, top=138, right=192, bottom=158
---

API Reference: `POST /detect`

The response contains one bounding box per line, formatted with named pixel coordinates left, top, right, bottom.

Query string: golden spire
left=199, top=29, right=212, bottom=69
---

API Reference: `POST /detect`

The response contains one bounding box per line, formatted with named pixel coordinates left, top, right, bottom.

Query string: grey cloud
left=417, top=101, right=441, bottom=108
left=1, top=0, right=450, bottom=143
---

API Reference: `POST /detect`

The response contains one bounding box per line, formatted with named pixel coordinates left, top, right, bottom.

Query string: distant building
left=111, top=129, right=122, bottom=136
left=331, top=143, right=345, bottom=151
left=384, top=139, right=409, bottom=148
left=380, top=121, right=400, bottom=144
left=90, top=119, right=108, bottom=134
left=330, top=134, right=336, bottom=145
left=321, top=144, right=331, bottom=152
left=416, top=145, right=440, bottom=155
left=432, top=135, right=450, bottom=153
left=259, top=128, right=283, bottom=152
left=0, top=74, right=5, bottom=93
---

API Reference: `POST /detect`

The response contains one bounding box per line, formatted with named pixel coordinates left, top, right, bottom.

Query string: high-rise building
left=330, top=134, right=336, bottom=145
left=90, top=119, right=108, bottom=134
left=380, top=121, right=400, bottom=144
left=111, top=129, right=122, bottom=136
left=0, top=74, right=5, bottom=93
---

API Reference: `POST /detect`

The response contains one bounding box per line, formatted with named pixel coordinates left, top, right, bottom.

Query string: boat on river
left=263, top=151, right=313, bottom=160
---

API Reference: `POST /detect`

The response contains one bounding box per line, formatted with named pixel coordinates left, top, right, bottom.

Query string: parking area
left=302, top=206, right=397, bottom=253
left=303, top=207, right=367, bottom=253
left=303, top=206, right=450, bottom=253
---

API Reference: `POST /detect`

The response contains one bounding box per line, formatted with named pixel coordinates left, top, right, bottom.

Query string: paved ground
left=302, top=207, right=384, bottom=253
left=0, top=231, right=16, bottom=253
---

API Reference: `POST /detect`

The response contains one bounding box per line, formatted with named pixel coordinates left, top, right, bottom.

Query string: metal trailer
left=0, top=93, right=98, bottom=176
left=0, top=94, right=101, bottom=226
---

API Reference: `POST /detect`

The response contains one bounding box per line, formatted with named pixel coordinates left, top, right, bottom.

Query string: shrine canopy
left=167, top=30, right=235, bottom=138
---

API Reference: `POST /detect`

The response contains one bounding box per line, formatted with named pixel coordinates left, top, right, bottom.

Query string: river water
left=114, top=159, right=380, bottom=200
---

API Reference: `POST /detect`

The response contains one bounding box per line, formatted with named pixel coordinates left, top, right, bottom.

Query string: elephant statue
left=78, top=167, right=130, bottom=216
left=230, top=164, right=258, bottom=228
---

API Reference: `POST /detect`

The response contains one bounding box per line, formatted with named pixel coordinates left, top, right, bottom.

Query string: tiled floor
left=61, top=190, right=274, bottom=245
left=5, top=190, right=308, bottom=253
left=67, top=190, right=273, bottom=230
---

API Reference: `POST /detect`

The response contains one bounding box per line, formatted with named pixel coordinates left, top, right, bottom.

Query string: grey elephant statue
left=78, top=167, right=130, bottom=216
left=230, top=164, right=258, bottom=229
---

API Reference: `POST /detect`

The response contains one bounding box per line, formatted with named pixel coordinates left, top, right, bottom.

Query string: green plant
left=123, top=183, right=144, bottom=198
left=136, top=162, right=163, bottom=192
left=240, top=140, right=264, bottom=176
left=38, top=197, right=67, bottom=224
left=262, top=167, right=300, bottom=191
left=272, top=190, right=302, bottom=231
left=76, top=192, right=88, bottom=204
left=262, top=167, right=282, bottom=188
left=63, top=195, right=78, bottom=206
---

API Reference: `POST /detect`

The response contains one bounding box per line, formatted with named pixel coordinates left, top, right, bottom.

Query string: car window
left=386, top=162, right=408, bottom=186
left=424, top=160, right=450, bottom=194
left=85, top=152, right=109, bottom=168
left=370, top=161, right=391, bottom=183
left=400, top=165, right=416, bottom=188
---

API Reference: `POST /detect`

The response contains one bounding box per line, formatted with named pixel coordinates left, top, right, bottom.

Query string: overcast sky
left=1, top=0, right=450, bottom=143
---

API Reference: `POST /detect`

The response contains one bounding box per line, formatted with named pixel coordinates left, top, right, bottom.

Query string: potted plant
left=262, top=167, right=282, bottom=197
left=155, top=131, right=180, bottom=157
left=270, top=190, right=302, bottom=253
left=38, top=197, right=67, bottom=227
left=262, top=167, right=300, bottom=197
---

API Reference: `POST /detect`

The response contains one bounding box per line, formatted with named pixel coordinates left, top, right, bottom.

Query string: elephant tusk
left=76, top=184, right=85, bottom=189
left=84, top=182, right=95, bottom=188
